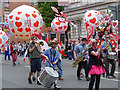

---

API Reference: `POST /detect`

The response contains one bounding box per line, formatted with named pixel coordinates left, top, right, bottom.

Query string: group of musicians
left=27, top=34, right=117, bottom=90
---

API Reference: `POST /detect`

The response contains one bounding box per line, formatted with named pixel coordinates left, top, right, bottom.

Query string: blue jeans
left=5, top=51, right=10, bottom=60
left=56, top=60, right=63, bottom=79
left=68, top=51, right=72, bottom=60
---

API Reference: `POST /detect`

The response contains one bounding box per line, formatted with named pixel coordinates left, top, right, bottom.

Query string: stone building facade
left=63, top=0, right=120, bottom=41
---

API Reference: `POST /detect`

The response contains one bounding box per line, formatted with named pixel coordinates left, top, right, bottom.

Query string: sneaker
left=59, top=78, right=63, bottom=80
left=32, top=77, right=36, bottom=81
left=28, top=78, right=32, bottom=84
left=37, top=81, right=42, bottom=85
left=77, top=77, right=81, bottom=80
left=110, top=74, right=116, bottom=78
left=54, top=85, right=61, bottom=90
left=86, top=77, right=90, bottom=81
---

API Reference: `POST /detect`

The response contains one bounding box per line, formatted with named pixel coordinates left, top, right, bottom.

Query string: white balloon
left=0, top=30, right=8, bottom=48
left=8, top=5, right=43, bottom=40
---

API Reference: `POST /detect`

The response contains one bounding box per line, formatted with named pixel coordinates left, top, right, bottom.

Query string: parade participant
left=67, top=40, right=73, bottom=60
left=28, top=36, right=41, bottom=85
left=71, top=40, right=75, bottom=61
left=101, top=35, right=116, bottom=78
left=5, top=40, right=10, bottom=60
left=74, top=38, right=90, bottom=81
left=41, top=40, right=61, bottom=89
left=17, top=43, right=22, bottom=56
left=88, top=39, right=105, bottom=90
left=10, top=41, right=17, bottom=66
left=53, top=38, right=64, bottom=80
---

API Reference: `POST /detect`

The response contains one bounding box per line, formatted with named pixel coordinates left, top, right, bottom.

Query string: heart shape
left=16, top=34, right=18, bottom=36
left=25, top=28, right=31, bottom=32
left=17, top=28, right=23, bottom=32
left=0, top=38, right=2, bottom=44
left=33, top=21, right=39, bottom=27
left=9, top=15, right=13, bottom=19
left=1, top=45, right=4, bottom=48
left=58, top=26, right=62, bottom=30
left=113, top=22, right=117, bottom=27
left=0, top=32, right=3, bottom=35
left=56, top=22, right=61, bottom=25
left=33, top=11, right=36, bottom=13
left=32, top=14, right=37, bottom=18
left=11, top=29, right=15, bottom=33
left=64, top=26, right=67, bottom=29
left=95, top=12, right=97, bottom=13
left=25, top=13, right=30, bottom=17
left=15, top=22, right=22, bottom=27
left=16, top=17, right=20, bottom=20
left=88, top=13, right=91, bottom=17
left=19, top=35, right=23, bottom=37
left=55, top=29, right=57, bottom=31
left=18, top=12, right=22, bottom=15
left=25, top=35, right=29, bottom=37
left=37, top=12, right=41, bottom=15
left=89, top=18, right=96, bottom=24
left=34, top=30, right=37, bottom=32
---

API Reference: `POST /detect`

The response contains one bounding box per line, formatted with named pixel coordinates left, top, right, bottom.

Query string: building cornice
left=63, top=1, right=118, bottom=13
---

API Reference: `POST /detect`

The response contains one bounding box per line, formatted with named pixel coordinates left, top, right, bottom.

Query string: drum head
left=108, top=52, right=116, bottom=55
left=45, top=67, right=59, bottom=78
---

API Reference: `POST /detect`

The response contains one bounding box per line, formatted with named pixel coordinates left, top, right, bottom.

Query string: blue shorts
left=31, top=58, right=41, bottom=73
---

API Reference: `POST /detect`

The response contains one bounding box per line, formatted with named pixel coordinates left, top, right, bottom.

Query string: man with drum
left=41, top=40, right=61, bottom=89
left=101, top=35, right=116, bottom=78
left=28, top=36, right=41, bottom=85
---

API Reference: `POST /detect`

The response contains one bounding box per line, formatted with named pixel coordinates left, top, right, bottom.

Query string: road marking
left=101, top=77, right=119, bottom=82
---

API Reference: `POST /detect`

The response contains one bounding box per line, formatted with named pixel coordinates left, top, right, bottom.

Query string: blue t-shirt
left=74, top=43, right=88, bottom=61
left=42, top=48, right=59, bottom=68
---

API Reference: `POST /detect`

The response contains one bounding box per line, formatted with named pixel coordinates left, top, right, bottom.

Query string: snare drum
left=38, top=67, right=58, bottom=88
left=107, top=52, right=117, bottom=59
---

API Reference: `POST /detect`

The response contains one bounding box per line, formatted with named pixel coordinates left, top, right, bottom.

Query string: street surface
left=0, top=54, right=119, bottom=89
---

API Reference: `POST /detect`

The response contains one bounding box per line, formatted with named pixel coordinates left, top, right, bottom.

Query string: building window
left=60, top=34, right=65, bottom=44
left=51, top=34, right=56, bottom=40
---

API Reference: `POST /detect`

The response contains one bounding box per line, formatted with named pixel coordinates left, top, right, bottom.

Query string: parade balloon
left=39, top=40, right=49, bottom=53
left=51, top=17, right=68, bottom=34
left=8, top=5, right=43, bottom=40
left=84, top=10, right=102, bottom=29
left=0, top=30, right=8, bottom=48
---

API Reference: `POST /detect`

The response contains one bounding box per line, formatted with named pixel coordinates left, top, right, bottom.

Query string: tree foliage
left=36, top=2, right=64, bottom=27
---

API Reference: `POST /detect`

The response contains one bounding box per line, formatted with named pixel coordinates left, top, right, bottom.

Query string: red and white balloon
left=39, top=40, right=49, bottom=53
left=51, top=17, right=68, bottom=34
left=0, top=30, right=8, bottom=48
left=8, top=5, right=43, bottom=40
left=84, top=10, right=102, bottom=29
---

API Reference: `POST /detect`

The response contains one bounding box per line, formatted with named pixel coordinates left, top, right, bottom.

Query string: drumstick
left=47, top=60, right=53, bottom=67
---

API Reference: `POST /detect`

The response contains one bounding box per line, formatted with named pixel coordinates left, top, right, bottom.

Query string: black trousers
left=89, top=74, right=101, bottom=90
left=104, top=56, right=116, bottom=76
left=77, top=61, right=88, bottom=78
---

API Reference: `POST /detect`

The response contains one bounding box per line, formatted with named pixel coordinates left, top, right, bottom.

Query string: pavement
left=0, top=53, right=119, bottom=90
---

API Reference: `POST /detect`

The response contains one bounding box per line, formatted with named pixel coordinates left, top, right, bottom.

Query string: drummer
left=101, top=35, right=116, bottom=78
left=41, top=40, right=61, bottom=89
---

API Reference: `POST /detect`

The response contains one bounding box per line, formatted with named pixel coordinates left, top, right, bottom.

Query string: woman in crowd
left=88, top=39, right=105, bottom=90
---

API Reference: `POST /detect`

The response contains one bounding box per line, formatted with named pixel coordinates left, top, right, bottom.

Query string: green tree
left=36, top=2, right=64, bottom=27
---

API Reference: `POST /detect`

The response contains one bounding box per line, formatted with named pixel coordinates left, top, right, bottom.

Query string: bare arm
left=41, top=54, right=49, bottom=61
left=74, top=51, right=78, bottom=61
left=29, top=46, right=35, bottom=53
left=91, top=50, right=99, bottom=56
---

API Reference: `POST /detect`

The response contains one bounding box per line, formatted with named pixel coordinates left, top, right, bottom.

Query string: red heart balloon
left=56, top=22, right=61, bottom=25
left=33, top=11, right=36, bottom=13
left=17, top=28, right=23, bottom=32
left=88, top=13, right=91, bottom=17
left=33, top=21, right=39, bottom=27
left=25, top=13, right=30, bottom=17
left=11, top=29, right=15, bottom=33
left=32, top=14, right=37, bottom=18
left=25, top=28, right=31, bottom=32
left=19, top=35, right=23, bottom=37
left=55, top=29, right=57, bottom=31
left=0, top=38, right=2, bottom=44
left=25, top=35, right=29, bottom=37
left=113, top=22, right=117, bottom=27
left=64, top=26, right=67, bottom=29
left=58, top=26, right=62, bottom=30
left=1, top=45, right=4, bottom=48
left=18, top=12, right=22, bottom=15
left=0, top=32, right=2, bottom=35
left=9, top=15, right=13, bottom=19
left=15, top=22, right=22, bottom=27
left=16, top=17, right=20, bottom=20
left=89, top=18, right=96, bottom=24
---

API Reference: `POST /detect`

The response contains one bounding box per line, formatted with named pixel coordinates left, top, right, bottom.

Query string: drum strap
left=50, top=49, right=56, bottom=66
